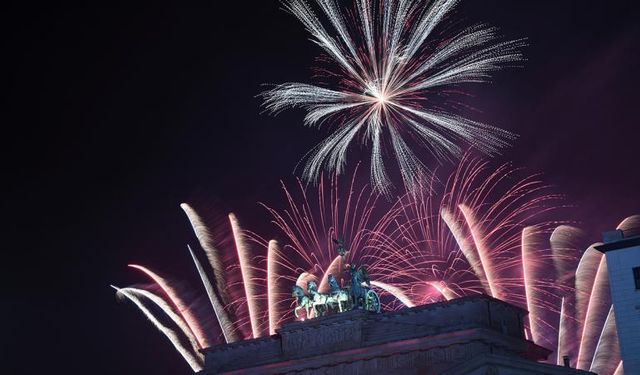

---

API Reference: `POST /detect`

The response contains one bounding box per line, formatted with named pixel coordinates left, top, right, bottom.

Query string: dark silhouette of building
left=596, top=231, right=640, bottom=375
left=198, top=295, right=594, bottom=374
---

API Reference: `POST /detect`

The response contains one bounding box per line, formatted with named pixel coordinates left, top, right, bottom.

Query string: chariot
left=292, top=263, right=381, bottom=319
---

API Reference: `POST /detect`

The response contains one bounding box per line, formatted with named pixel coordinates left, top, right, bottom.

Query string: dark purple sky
left=5, top=1, right=639, bottom=374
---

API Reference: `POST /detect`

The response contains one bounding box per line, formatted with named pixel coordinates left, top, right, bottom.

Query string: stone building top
left=595, top=233, right=640, bottom=253
left=198, top=294, right=595, bottom=374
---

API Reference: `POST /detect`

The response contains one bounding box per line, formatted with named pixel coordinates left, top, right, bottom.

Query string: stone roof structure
left=199, top=294, right=595, bottom=375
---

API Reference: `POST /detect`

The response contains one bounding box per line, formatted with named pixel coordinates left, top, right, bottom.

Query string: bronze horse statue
left=291, top=285, right=312, bottom=318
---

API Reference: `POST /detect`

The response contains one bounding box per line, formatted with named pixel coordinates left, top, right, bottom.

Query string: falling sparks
left=261, top=0, right=524, bottom=194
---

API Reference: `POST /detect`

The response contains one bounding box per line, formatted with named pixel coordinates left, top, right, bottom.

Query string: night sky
left=5, top=1, right=640, bottom=374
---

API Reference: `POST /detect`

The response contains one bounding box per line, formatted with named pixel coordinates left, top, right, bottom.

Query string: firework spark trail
left=188, top=245, right=237, bottom=343
left=590, top=306, right=621, bottom=375
left=577, top=255, right=611, bottom=370
left=128, top=264, right=209, bottom=348
left=370, top=281, right=415, bottom=307
left=574, top=246, right=603, bottom=327
left=181, top=203, right=229, bottom=305
left=520, top=225, right=568, bottom=355
left=551, top=226, right=586, bottom=365
left=429, top=281, right=461, bottom=301
left=521, top=226, right=542, bottom=345
left=256, top=166, right=434, bottom=313
left=550, top=225, right=585, bottom=286
left=229, top=213, right=263, bottom=338
left=557, top=240, right=624, bottom=373
left=259, top=169, right=381, bottom=283
left=614, top=361, right=624, bottom=375
left=440, top=207, right=491, bottom=296
left=267, top=240, right=285, bottom=335
left=617, top=214, right=640, bottom=236
left=114, top=286, right=202, bottom=356
left=556, top=297, right=569, bottom=366
left=459, top=204, right=500, bottom=299
left=261, top=0, right=524, bottom=194
left=427, top=281, right=460, bottom=300
left=112, top=286, right=204, bottom=372
left=363, top=186, right=447, bottom=297
left=363, top=154, right=573, bottom=348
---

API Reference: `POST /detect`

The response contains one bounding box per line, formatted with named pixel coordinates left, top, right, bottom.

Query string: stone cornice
left=199, top=294, right=548, bottom=374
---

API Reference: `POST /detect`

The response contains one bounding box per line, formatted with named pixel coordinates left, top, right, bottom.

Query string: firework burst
left=113, top=160, right=636, bottom=375
left=261, top=0, right=524, bottom=194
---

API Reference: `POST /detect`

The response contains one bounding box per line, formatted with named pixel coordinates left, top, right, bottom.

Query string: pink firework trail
left=113, top=162, right=637, bottom=375
left=362, top=155, right=565, bottom=317
left=252, top=165, right=383, bottom=294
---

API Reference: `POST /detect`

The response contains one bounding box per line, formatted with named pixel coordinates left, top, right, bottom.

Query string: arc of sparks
left=229, top=213, right=262, bottom=338
left=550, top=225, right=584, bottom=284
left=188, top=245, right=238, bottom=343
left=613, top=361, right=623, bottom=375
left=428, top=281, right=460, bottom=301
left=180, top=203, right=229, bottom=305
left=267, top=240, right=285, bottom=335
left=458, top=204, right=500, bottom=299
left=370, top=281, right=415, bottom=308
left=589, top=306, right=621, bottom=375
left=128, top=264, right=209, bottom=348
left=111, top=286, right=204, bottom=372
left=556, top=297, right=567, bottom=366
left=617, top=214, right=640, bottom=236
left=577, top=255, right=610, bottom=370
left=521, top=226, right=542, bottom=345
left=440, top=207, right=490, bottom=295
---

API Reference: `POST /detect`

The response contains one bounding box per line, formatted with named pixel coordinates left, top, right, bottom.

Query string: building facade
left=596, top=231, right=640, bottom=375
left=198, top=295, right=593, bottom=375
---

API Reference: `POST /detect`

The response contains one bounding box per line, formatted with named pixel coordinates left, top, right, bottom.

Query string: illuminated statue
left=307, top=281, right=331, bottom=317
left=291, top=239, right=381, bottom=319
left=347, top=263, right=380, bottom=312
left=328, top=274, right=350, bottom=312
left=291, top=285, right=312, bottom=319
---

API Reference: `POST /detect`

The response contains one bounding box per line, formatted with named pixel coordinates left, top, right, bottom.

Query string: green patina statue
left=291, top=238, right=380, bottom=320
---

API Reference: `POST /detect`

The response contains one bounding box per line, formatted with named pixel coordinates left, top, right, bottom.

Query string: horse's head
left=292, top=285, right=305, bottom=299
left=346, top=263, right=357, bottom=273
left=328, top=274, right=340, bottom=291
left=307, top=280, right=318, bottom=294
left=333, top=237, right=347, bottom=256
left=358, top=266, right=370, bottom=283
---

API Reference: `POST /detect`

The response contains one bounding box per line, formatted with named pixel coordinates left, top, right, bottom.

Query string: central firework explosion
left=113, top=156, right=637, bottom=374
left=261, top=0, right=524, bottom=194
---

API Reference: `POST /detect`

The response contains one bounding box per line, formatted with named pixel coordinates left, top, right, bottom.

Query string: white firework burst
left=261, top=0, right=525, bottom=195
